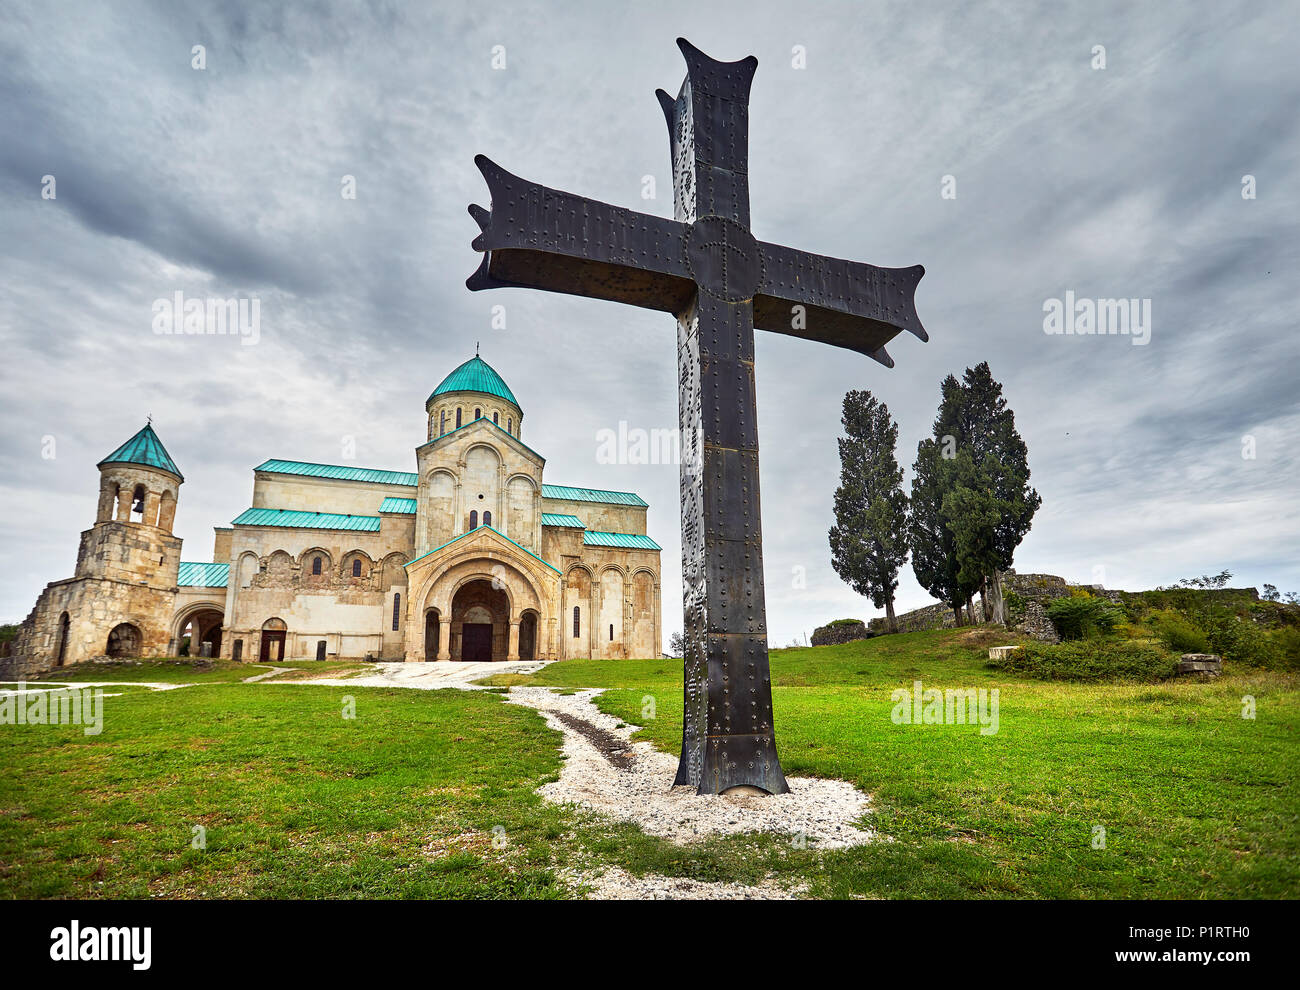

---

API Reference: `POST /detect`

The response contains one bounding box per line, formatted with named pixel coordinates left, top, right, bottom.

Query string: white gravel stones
left=506, top=686, right=875, bottom=849
left=558, top=864, right=807, bottom=900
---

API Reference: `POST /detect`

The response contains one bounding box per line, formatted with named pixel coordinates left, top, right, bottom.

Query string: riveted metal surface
left=467, top=37, right=930, bottom=796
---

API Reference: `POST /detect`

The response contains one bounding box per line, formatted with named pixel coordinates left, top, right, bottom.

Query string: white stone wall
left=252, top=472, right=415, bottom=516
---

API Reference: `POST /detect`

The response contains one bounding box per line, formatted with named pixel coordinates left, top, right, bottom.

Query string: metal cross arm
left=467, top=157, right=927, bottom=365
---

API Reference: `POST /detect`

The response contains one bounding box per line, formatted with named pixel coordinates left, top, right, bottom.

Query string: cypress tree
left=829, top=390, right=910, bottom=632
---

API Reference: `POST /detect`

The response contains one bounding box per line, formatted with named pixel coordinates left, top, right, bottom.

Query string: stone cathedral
left=7, top=356, right=662, bottom=676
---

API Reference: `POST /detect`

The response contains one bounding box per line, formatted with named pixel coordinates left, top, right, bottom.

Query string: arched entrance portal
left=106, top=622, right=142, bottom=659
left=178, top=607, right=224, bottom=658
left=451, top=579, right=509, bottom=661
left=519, top=610, right=538, bottom=661
left=259, top=617, right=287, bottom=661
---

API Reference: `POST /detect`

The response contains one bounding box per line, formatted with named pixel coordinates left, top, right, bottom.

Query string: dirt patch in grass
left=422, top=831, right=493, bottom=859
left=550, top=711, right=635, bottom=771
left=956, top=627, right=1018, bottom=647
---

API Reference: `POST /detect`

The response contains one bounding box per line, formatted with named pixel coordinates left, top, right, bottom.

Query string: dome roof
left=428, top=355, right=519, bottom=407
left=97, top=423, right=183, bottom=480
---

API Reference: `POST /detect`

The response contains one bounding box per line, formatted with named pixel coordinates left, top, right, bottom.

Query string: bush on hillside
left=1045, top=595, right=1122, bottom=640
left=1205, top=615, right=1280, bottom=668
left=1272, top=627, right=1300, bottom=670
left=988, top=640, right=1176, bottom=683
left=1147, top=609, right=1212, bottom=654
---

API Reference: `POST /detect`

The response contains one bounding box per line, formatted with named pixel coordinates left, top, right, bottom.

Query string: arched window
left=573, top=606, right=580, bottom=637
left=474, top=407, right=481, bottom=420
left=483, top=510, right=491, bottom=528
left=352, top=559, right=362, bottom=577
left=469, top=510, right=478, bottom=529
left=130, top=485, right=147, bottom=523
left=440, top=410, right=446, bottom=436
left=56, top=612, right=70, bottom=667
left=392, top=593, right=401, bottom=631
left=456, top=408, right=462, bottom=428
left=312, top=556, right=322, bottom=575
left=507, top=417, right=512, bottom=434
left=610, top=624, right=614, bottom=641
left=493, top=411, right=499, bottom=424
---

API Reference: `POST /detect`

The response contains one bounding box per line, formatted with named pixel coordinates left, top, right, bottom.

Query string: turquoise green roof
left=98, top=423, right=183, bottom=480
left=404, top=525, right=560, bottom=574
left=583, top=530, right=661, bottom=550
left=232, top=507, right=382, bottom=532
left=429, top=356, right=519, bottom=407
left=542, top=484, right=648, bottom=507
left=541, top=513, right=584, bottom=528
left=255, top=459, right=417, bottom=487
left=379, top=497, right=418, bottom=514
left=178, top=561, right=229, bottom=587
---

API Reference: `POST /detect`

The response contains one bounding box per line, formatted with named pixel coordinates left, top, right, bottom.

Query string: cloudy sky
left=3, top=0, right=1297, bottom=648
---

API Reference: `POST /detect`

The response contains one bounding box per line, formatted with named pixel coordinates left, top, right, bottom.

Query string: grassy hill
left=3, top=628, right=1297, bottom=899
left=486, top=628, right=1300, bottom=897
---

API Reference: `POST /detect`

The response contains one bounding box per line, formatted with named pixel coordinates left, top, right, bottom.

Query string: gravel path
left=506, top=686, right=875, bottom=849
left=558, top=864, right=807, bottom=900
left=241, top=665, right=291, bottom=683
left=259, top=659, right=552, bottom=691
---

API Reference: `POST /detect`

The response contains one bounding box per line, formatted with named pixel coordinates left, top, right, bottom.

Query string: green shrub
left=1045, top=596, right=1122, bottom=640
left=1002, top=590, right=1027, bottom=625
left=1271, top=627, right=1300, bottom=670
left=825, top=618, right=864, bottom=629
left=1147, top=609, right=1212, bottom=654
left=1207, top=616, right=1280, bottom=668
left=988, top=640, right=1176, bottom=682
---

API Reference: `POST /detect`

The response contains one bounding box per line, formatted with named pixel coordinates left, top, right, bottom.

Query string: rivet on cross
left=468, top=38, right=928, bottom=795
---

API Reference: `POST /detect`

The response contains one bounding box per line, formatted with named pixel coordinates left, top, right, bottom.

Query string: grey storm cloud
left=2, top=0, right=1298, bottom=645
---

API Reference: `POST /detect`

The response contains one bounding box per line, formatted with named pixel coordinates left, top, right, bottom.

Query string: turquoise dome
left=428, top=356, right=519, bottom=407
left=97, top=423, right=183, bottom=480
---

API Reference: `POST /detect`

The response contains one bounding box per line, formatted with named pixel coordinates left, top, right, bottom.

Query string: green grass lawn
left=3, top=629, right=1297, bottom=899
left=485, top=628, right=1300, bottom=898
left=0, top=684, right=574, bottom=898
left=30, top=659, right=275, bottom=684
left=27, top=658, right=377, bottom=684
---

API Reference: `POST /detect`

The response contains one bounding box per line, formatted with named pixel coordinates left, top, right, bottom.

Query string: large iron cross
left=468, top=38, right=928, bottom=795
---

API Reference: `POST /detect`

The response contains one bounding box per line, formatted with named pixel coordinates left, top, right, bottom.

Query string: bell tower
left=79, top=422, right=184, bottom=589
left=2, top=422, right=188, bottom=678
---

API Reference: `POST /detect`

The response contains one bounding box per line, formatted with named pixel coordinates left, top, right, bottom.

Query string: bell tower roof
left=428, top=355, right=519, bottom=408
left=97, top=422, right=183, bottom=481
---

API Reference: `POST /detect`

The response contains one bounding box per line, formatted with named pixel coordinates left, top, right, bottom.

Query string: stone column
left=144, top=490, right=160, bottom=527
left=436, top=614, right=451, bottom=661
left=159, top=495, right=177, bottom=531
left=507, top=619, right=520, bottom=661
left=97, top=480, right=115, bottom=522
left=116, top=487, right=132, bottom=522
left=497, top=464, right=506, bottom=533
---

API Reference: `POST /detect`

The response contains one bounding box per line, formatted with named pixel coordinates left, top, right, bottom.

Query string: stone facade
left=5, top=456, right=184, bottom=678
left=811, top=620, right=870, bottom=646
left=6, top=356, right=663, bottom=676
left=865, top=570, right=1079, bottom=642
